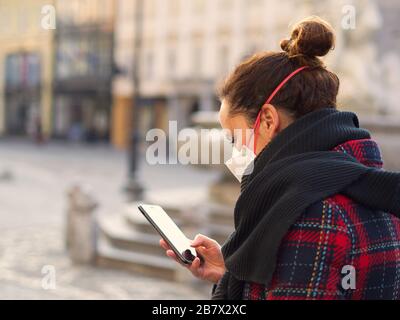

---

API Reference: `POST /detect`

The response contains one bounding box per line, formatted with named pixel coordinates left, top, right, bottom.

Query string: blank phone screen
left=139, top=205, right=197, bottom=260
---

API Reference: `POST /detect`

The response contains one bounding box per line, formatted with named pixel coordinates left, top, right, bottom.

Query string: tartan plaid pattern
left=243, top=139, right=400, bottom=300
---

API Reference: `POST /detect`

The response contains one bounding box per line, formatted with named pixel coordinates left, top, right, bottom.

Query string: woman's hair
left=218, top=16, right=340, bottom=123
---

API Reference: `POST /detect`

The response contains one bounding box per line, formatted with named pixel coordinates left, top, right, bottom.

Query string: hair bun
left=280, top=16, right=335, bottom=59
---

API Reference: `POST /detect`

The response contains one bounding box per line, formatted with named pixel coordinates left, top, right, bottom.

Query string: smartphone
left=138, top=204, right=197, bottom=265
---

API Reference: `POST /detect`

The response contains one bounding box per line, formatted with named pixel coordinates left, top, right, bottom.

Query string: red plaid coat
left=243, top=139, right=400, bottom=300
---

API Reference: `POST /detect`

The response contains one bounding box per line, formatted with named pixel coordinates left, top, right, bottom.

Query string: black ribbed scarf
left=212, top=108, right=400, bottom=300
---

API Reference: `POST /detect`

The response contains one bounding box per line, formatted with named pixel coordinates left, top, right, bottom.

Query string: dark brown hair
left=219, top=16, right=340, bottom=123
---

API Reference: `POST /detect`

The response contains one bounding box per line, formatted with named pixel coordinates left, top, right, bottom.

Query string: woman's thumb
left=191, top=234, right=214, bottom=247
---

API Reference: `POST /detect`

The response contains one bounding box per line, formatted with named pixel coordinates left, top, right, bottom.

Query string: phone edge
left=137, top=204, right=193, bottom=265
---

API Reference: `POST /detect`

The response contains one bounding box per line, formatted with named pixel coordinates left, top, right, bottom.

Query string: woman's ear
left=260, top=104, right=280, bottom=137
left=253, top=104, right=281, bottom=154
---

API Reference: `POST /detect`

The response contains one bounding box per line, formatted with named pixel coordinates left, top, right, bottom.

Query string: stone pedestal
left=66, top=185, right=98, bottom=264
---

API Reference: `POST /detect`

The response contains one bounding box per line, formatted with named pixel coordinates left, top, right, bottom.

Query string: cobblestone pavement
left=0, top=139, right=218, bottom=299
left=0, top=226, right=210, bottom=300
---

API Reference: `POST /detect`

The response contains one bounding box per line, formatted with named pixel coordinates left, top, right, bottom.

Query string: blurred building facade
left=0, top=0, right=54, bottom=137
left=53, top=0, right=115, bottom=142
left=0, top=0, right=399, bottom=145
left=112, top=0, right=313, bottom=149
left=112, top=0, right=400, bottom=149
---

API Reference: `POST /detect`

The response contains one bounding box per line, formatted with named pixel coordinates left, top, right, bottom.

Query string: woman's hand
left=159, top=234, right=226, bottom=284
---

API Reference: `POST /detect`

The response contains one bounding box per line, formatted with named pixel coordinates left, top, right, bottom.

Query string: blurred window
left=5, top=53, right=40, bottom=89
left=5, top=55, right=21, bottom=88
left=56, top=33, right=112, bottom=80
left=26, top=54, right=41, bottom=87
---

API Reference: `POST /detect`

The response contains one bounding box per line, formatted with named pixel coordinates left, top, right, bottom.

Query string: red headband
left=253, top=66, right=309, bottom=152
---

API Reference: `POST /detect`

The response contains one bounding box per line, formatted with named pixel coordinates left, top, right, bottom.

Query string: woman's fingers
left=160, top=239, right=170, bottom=250
left=166, top=249, right=176, bottom=259
left=161, top=237, right=212, bottom=276
left=188, top=257, right=202, bottom=273
left=159, top=239, right=170, bottom=250
left=165, top=250, right=186, bottom=266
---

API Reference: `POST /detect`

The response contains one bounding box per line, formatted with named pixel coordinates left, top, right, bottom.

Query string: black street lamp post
left=125, top=0, right=144, bottom=201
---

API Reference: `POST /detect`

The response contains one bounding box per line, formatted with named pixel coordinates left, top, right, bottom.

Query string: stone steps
left=96, top=235, right=177, bottom=281
left=200, top=201, right=234, bottom=245
left=98, top=214, right=166, bottom=256
left=96, top=211, right=181, bottom=281
left=209, top=182, right=240, bottom=207
left=95, top=200, right=193, bottom=281
left=205, top=223, right=234, bottom=246
left=207, top=202, right=234, bottom=226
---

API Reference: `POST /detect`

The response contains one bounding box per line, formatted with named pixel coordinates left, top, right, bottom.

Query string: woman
left=160, top=16, right=400, bottom=300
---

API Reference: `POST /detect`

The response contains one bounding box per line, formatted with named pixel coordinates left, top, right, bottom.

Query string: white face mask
left=225, top=144, right=256, bottom=183
left=223, top=66, right=310, bottom=182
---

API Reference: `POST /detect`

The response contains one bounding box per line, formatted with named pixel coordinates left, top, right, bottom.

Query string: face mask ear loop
left=253, top=111, right=262, bottom=154
left=253, top=66, right=309, bottom=155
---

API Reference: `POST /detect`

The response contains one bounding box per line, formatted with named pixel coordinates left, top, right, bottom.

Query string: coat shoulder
left=286, top=194, right=354, bottom=243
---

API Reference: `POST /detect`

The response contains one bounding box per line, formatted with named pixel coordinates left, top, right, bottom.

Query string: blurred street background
left=0, top=0, right=400, bottom=299
left=0, top=139, right=217, bottom=299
